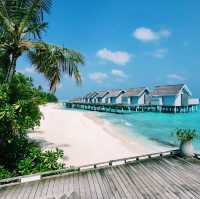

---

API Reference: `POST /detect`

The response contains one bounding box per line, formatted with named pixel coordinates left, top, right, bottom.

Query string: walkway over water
left=64, top=102, right=199, bottom=114
left=1, top=151, right=200, bottom=199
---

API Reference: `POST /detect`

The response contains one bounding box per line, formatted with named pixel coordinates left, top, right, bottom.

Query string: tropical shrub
left=175, top=128, right=199, bottom=143
left=17, top=147, right=64, bottom=175
left=0, top=166, right=12, bottom=179
left=0, top=74, right=42, bottom=169
left=0, top=73, right=63, bottom=177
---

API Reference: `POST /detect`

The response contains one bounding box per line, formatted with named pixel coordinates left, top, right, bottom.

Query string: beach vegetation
left=0, top=166, right=12, bottom=179
left=17, top=147, right=64, bottom=175
left=0, top=0, right=84, bottom=91
left=0, top=73, right=64, bottom=179
left=175, top=128, right=199, bottom=143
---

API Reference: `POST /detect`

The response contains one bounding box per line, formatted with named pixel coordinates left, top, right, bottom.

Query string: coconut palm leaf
left=28, top=42, right=84, bottom=91
left=0, top=0, right=84, bottom=90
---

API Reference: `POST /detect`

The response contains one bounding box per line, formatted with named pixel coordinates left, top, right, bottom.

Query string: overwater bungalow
left=93, top=90, right=109, bottom=103
left=105, top=89, right=126, bottom=104
left=83, top=91, right=98, bottom=103
left=150, top=84, right=198, bottom=106
left=122, top=87, right=150, bottom=105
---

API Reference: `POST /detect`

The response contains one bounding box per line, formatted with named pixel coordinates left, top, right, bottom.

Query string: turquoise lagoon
left=96, top=110, right=200, bottom=153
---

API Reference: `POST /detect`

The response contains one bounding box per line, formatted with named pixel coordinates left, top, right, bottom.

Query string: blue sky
left=17, top=0, right=200, bottom=100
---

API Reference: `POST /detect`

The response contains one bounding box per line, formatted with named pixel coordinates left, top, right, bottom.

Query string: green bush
left=0, top=166, right=12, bottom=180
left=175, top=128, right=199, bottom=143
left=0, top=74, right=42, bottom=169
left=17, top=147, right=64, bottom=175
left=0, top=73, right=64, bottom=177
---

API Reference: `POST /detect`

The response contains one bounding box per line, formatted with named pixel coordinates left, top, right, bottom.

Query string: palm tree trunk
left=5, top=54, right=18, bottom=83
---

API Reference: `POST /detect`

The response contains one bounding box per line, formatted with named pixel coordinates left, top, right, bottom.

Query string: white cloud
left=96, top=48, right=132, bottom=65
left=18, top=66, right=35, bottom=74
left=150, top=48, right=168, bottom=59
left=133, top=27, right=171, bottom=42
left=111, top=69, right=127, bottom=78
left=167, top=74, right=185, bottom=81
left=88, top=72, right=108, bottom=83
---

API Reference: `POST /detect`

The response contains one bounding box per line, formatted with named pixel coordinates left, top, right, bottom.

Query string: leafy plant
left=175, top=128, right=199, bottom=143
left=0, top=0, right=84, bottom=91
left=17, top=147, right=65, bottom=175
left=0, top=166, right=12, bottom=180
left=0, top=73, right=58, bottom=168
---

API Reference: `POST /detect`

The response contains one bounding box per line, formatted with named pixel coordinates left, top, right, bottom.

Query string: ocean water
left=97, top=111, right=200, bottom=152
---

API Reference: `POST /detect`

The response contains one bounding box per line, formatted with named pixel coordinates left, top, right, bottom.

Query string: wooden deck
left=64, top=102, right=199, bottom=114
left=1, top=154, right=200, bottom=199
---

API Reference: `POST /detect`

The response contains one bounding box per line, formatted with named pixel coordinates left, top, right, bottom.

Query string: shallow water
left=97, top=111, right=200, bottom=152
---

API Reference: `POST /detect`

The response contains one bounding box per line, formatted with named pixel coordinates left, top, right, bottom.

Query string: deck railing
left=0, top=149, right=180, bottom=188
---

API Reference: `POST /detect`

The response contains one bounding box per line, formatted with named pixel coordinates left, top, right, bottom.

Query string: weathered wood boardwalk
left=1, top=153, right=200, bottom=199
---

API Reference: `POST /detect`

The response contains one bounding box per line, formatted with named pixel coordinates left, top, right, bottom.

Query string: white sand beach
left=29, top=103, right=171, bottom=166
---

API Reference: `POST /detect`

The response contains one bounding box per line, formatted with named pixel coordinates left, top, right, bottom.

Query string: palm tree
left=0, top=0, right=84, bottom=91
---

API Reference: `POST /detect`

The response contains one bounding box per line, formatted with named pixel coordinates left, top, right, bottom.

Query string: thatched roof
left=122, top=87, right=149, bottom=97
left=150, top=84, right=191, bottom=96
left=106, top=89, right=125, bottom=98
left=95, top=91, right=109, bottom=98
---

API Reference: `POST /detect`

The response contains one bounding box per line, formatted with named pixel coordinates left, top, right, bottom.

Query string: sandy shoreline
left=29, top=103, right=172, bottom=166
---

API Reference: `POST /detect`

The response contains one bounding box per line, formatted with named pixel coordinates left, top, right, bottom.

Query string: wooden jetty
left=1, top=150, right=200, bottom=199
left=64, top=102, right=199, bottom=114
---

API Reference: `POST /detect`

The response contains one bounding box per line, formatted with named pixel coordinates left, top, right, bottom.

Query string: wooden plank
left=105, top=167, right=129, bottom=199
left=90, top=170, right=104, bottom=199
left=63, top=174, right=74, bottom=198
left=134, top=161, right=177, bottom=199
left=163, top=158, right=200, bottom=184
left=143, top=159, right=192, bottom=199
left=100, top=168, right=121, bottom=199
left=78, top=172, right=88, bottom=199
left=148, top=158, right=198, bottom=199
left=72, top=173, right=80, bottom=198
left=39, top=179, right=50, bottom=198
left=81, top=171, right=93, bottom=199
left=126, top=164, right=161, bottom=199
left=32, top=181, right=45, bottom=199
left=45, top=177, right=55, bottom=198
left=0, top=185, right=18, bottom=199
left=115, top=166, right=143, bottom=199
left=95, top=169, right=110, bottom=199
left=52, top=176, right=65, bottom=197
left=98, top=169, right=115, bottom=198
left=22, top=182, right=37, bottom=199
left=138, top=161, right=179, bottom=199
left=157, top=158, right=200, bottom=197
left=109, top=167, right=133, bottom=199
left=26, top=181, right=40, bottom=199
left=87, top=171, right=98, bottom=199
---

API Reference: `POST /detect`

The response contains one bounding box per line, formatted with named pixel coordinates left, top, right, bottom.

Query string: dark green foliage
left=175, top=128, right=199, bottom=143
left=37, top=85, right=58, bottom=103
left=0, top=73, right=42, bottom=169
left=0, top=166, right=12, bottom=179
left=17, top=148, right=64, bottom=175
left=0, top=73, right=64, bottom=179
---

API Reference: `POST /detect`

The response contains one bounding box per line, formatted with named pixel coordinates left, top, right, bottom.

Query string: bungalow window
left=130, top=96, right=138, bottom=105
left=98, top=98, right=102, bottom=103
left=122, top=97, right=128, bottom=104
left=111, top=97, right=116, bottom=104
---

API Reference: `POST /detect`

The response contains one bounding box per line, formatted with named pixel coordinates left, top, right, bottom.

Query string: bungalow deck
left=64, top=102, right=199, bottom=113
left=1, top=150, right=200, bottom=199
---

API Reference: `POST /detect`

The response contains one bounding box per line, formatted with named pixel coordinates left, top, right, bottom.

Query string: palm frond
left=28, top=42, right=84, bottom=92
left=18, top=0, right=51, bottom=37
